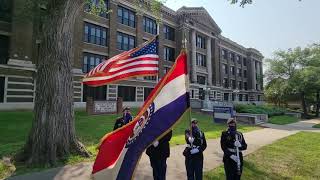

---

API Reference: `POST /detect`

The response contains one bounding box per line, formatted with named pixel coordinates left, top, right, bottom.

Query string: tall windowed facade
left=143, top=17, right=157, bottom=35
left=164, top=47, right=175, bottom=62
left=117, top=6, right=135, bottom=27
left=84, top=22, right=107, bottom=46
left=163, top=25, right=175, bottom=41
left=117, top=32, right=135, bottom=51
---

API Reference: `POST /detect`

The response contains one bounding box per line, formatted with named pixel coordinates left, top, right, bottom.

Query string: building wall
left=0, top=0, right=264, bottom=110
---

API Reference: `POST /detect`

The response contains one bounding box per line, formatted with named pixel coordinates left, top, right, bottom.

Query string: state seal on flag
left=126, top=103, right=155, bottom=146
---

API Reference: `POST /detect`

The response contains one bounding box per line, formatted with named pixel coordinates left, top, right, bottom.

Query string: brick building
left=0, top=0, right=263, bottom=110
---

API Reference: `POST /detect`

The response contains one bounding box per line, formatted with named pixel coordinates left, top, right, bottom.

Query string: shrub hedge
left=235, top=104, right=286, bottom=117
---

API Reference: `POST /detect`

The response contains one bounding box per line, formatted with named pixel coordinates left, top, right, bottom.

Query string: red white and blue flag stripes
left=92, top=51, right=190, bottom=180
left=83, top=37, right=159, bottom=87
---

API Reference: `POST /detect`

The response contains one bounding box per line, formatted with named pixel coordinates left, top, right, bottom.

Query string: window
left=82, top=52, right=106, bottom=73
left=82, top=85, right=107, bottom=102
left=230, top=52, right=235, bottom=62
left=143, top=16, right=157, bottom=35
left=0, top=77, right=4, bottom=102
left=224, top=93, right=229, bottom=101
left=196, top=53, right=206, bottom=67
left=197, top=75, right=206, bottom=85
left=237, top=68, right=242, bottom=77
left=117, top=6, right=135, bottom=28
left=0, top=0, right=12, bottom=22
left=223, top=64, right=228, bottom=74
left=238, top=81, right=242, bottom=89
left=144, top=87, right=154, bottom=101
left=163, top=25, right=175, bottom=41
left=245, top=94, right=249, bottom=101
left=256, top=84, right=259, bottom=90
left=223, top=78, right=229, bottom=88
left=84, top=0, right=109, bottom=18
left=231, top=80, right=236, bottom=89
left=222, top=49, right=228, bottom=59
left=117, top=32, right=135, bottom=51
left=199, top=88, right=205, bottom=100
left=237, top=55, right=241, bottom=64
left=244, top=82, right=248, bottom=90
left=243, top=58, right=247, bottom=66
left=196, top=35, right=206, bottom=49
left=244, top=70, right=247, bottom=78
left=191, top=90, right=195, bottom=99
left=118, top=86, right=136, bottom=101
left=258, top=95, right=261, bottom=101
left=84, top=22, right=107, bottom=46
left=239, top=94, right=243, bottom=101
left=144, top=76, right=157, bottom=81
left=230, top=66, right=235, bottom=75
left=232, top=93, right=235, bottom=101
left=0, top=35, right=9, bottom=64
left=164, top=47, right=175, bottom=62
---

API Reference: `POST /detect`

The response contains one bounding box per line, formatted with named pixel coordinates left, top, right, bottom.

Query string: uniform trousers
left=150, top=156, right=167, bottom=180
left=185, top=155, right=203, bottom=180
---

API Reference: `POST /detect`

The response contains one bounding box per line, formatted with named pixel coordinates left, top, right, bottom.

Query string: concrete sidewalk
left=7, top=120, right=320, bottom=180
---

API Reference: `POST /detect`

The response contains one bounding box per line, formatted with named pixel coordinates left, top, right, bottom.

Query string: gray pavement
left=7, top=119, right=320, bottom=180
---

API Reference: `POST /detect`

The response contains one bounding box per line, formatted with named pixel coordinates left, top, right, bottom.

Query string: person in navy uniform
left=146, top=130, right=173, bottom=180
left=113, top=107, right=133, bottom=130
left=113, top=116, right=125, bottom=130
left=220, top=118, right=247, bottom=180
left=123, top=106, right=133, bottom=124
left=184, top=118, right=207, bottom=180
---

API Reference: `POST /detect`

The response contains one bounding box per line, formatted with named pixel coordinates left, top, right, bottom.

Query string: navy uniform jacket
left=220, top=131, right=247, bottom=163
left=183, top=129, right=207, bottom=158
left=146, top=130, right=172, bottom=159
left=113, top=117, right=125, bottom=130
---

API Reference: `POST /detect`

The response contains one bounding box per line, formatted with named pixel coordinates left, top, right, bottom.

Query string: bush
left=235, top=104, right=286, bottom=117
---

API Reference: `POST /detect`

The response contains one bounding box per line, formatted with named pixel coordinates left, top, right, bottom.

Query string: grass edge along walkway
left=204, top=131, right=320, bottom=180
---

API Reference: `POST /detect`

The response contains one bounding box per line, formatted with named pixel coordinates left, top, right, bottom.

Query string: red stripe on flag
left=92, top=121, right=137, bottom=174
left=83, top=71, right=158, bottom=87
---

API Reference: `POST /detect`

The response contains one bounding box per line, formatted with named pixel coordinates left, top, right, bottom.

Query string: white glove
left=234, top=140, right=242, bottom=148
left=190, top=148, right=199, bottom=154
left=230, top=155, right=239, bottom=163
left=153, top=141, right=159, bottom=147
left=188, top=137, right=194, bottom=144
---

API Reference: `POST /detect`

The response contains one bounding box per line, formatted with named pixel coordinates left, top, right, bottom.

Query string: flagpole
left=181, top=30, right=193, bottom=137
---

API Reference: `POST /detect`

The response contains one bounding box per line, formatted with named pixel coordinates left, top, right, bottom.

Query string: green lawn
left=204, top=132, right=320, bottom=180
left=268, top=115, right=299, bottom=125
left=0, top=109, right=258, bottom=177
left=313, top=124, right=320, bottom=128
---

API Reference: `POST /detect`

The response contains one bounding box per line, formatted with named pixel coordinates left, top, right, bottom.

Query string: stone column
left=109, top=0, right=119, bottom=57
left=213, top=39, right=220, bottom=86
left=191, top=29, right=197, bottom=83
left=251, top=59, right=256, bottom=90
left=206, top=37, right=212, bottom=86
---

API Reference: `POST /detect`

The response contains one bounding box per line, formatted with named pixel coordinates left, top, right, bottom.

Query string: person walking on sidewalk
left=220, top=118, right=247, bottom=180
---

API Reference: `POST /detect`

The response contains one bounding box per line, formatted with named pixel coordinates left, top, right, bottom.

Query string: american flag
left=83, top=36, right=159, bottom=87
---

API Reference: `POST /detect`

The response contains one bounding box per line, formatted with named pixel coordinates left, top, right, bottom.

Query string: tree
left=17, top=0, right=110, bottom=166
left=265, top=44, right=320, bottom=117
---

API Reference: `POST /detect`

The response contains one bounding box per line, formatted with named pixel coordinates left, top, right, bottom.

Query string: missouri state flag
left=92, top=51, right=190, bottom=180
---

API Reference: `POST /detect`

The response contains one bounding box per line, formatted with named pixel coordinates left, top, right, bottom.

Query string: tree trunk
left=19, top=0, right=90, bottom=166
left=301, top=91, right=308, bottom=118
left=316, top=91, right=320, bottom=117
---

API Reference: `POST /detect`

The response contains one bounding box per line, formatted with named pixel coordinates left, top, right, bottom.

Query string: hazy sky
left=164, top=0, right=320, bottom=59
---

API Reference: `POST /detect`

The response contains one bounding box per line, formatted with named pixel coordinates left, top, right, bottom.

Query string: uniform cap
left=191, top=118, right=198, bottom=124
left=227, top=118, right=236, bottom=124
